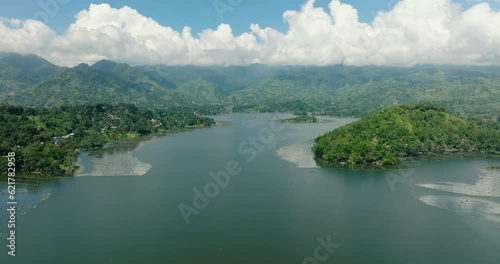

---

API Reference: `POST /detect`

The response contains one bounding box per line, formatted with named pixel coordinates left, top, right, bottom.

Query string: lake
left=1, top=113, right=500, bottom=263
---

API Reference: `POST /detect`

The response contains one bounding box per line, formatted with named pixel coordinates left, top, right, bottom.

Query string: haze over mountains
left=1, top=52, right=499, bottom=116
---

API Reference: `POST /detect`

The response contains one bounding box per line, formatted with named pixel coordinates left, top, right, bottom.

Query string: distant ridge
left=0, top=52, right=499, bottom=116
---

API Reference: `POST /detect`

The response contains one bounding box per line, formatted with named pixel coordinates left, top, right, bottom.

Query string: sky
left=0, top=0, right=499, bottom=66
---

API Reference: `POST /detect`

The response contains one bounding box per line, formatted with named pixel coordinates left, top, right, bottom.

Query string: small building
left=62, top=133, right=75, bottom=139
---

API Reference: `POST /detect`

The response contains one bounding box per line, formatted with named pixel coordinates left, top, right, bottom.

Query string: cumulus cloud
left=0, top=0, right=499, bottom=66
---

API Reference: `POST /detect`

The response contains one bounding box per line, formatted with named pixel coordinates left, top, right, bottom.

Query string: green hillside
left=14, top=63, right=168, bottom=107
left=1, top=53, right=500, bottom=117
left=91, top=60, right=176, bottom=90
left=313, top=103, right=500, bottom=167
left=0, top=53, right=59, bottom=82
left=0, top=53, right=60, bottom=101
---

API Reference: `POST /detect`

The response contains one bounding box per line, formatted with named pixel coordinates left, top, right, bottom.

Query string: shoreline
left=315, top=151, right=500, bottom=171
left=0, top=124, right=215, bottom=184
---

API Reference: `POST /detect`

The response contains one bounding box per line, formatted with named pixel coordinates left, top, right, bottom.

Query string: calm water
left=1, top=113, right=500, bottom=263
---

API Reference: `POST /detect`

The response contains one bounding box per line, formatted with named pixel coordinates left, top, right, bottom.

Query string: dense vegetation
left=313, top=104, right=500, bottom=167
left=2, top=53, right=500, bottom=173
left=0, top=103, right=215, bottom=179
left=1, top=53, right=500, bottom=118
left=281, top=115, right=318, bottom=123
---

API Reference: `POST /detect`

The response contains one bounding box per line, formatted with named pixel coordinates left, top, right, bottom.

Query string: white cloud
left=0, top=0, right=499, bottom=66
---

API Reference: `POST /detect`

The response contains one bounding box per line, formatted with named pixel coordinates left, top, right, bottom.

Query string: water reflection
left=75, top=134, right=160, bottom=177
left=0, top=187, right=51, bottom=220
left=0, top=187, right=51, bottom=242
left=76, top=152, right=152, bottom=177
left=419, top=195, right=500, bottom=223
left=277, top=140, right=318, bottom=168
left=275, top=116, right=355, bottom=169
left=417, top=167, right=500, bottom=222
left=418, top=167, right=500, bottom=197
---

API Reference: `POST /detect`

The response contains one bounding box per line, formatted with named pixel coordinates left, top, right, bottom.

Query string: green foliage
left=281, top=115, right=317, bottom=123
left=2, top=54, right=499, bottom=173
left=2, top=53, right=500, bottom=117
left=175, top=80, right=228, bottom=104
left=0, top=53, right=60, bottom=103
left=0, top=103, right=215, bottom=177
left=313, top=103, right=500, bottom=166
left=232, top=100, right=319, bottom=114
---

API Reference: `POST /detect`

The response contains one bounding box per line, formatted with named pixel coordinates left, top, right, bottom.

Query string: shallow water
left=1, top=114, right=500, bottom=263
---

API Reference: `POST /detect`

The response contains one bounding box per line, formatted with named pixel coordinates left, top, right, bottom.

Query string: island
left=313, top=103, right=500, bottom=167
left=0, top=103, right=216, bottom=182
left=280, top=115, right=318, bottom=123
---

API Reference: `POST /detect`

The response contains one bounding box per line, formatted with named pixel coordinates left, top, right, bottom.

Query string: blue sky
left=1, top=0, right=496, bottom=35
left=1, top=0, right=499, bottom=66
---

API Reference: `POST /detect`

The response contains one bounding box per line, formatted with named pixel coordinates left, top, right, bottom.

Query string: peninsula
left=313, top=103, right=500, bottom=167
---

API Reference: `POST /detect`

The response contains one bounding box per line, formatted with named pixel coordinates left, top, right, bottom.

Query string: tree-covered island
left=0, top=103, right=215, bottom=181
left=313, top=103, right=500, bottom=167
left=280, top=115, right=318, bottom=123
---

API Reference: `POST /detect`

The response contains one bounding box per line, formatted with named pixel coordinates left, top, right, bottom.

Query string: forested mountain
left=229, top=65, right=500, bottom=116
left=0, top=53, right=59, bottom=83
left=329, top=66, right=500, bottom=116
left=150, top=64, right=278, bottom=93
left=313, top=103, right=500, bottom=167
left=0, top=53, right=60, bottom=99
left=91, top=60, right=177, bottom=90
left=15, top=64, right=155, bottom=106
left=1, top=53, right=500, bottom=116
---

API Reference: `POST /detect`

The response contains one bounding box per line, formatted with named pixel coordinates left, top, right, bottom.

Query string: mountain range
left=1, top=52, right=499, bottom=116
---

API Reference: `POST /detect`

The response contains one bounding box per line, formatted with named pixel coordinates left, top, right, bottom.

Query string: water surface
left=1, top=114, right=500, bottom=263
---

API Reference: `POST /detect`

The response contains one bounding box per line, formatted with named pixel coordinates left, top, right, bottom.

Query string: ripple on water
left=0, top=188, right=51, bottom=224
left=420, top=195, right=500, bottom=223
left=76, top=152, right=152, bottom=177
left=417, top=167, right=500, bottom=222
left=276, top=140, right=318, bottom=168
left=417, top=167, right=500, bottom=197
